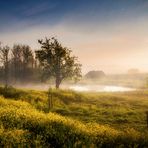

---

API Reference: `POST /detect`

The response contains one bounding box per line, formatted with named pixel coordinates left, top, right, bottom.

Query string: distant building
left=85, top=70, right=106, bottom=79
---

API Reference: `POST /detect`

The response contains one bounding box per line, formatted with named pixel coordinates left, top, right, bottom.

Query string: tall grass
left=0, top=87, right=148, bottom=147
left=0, top=97, right=147, bottom=147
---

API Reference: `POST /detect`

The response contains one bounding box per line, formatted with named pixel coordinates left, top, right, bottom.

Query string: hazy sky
left=0, top=0, right=148, bottom=74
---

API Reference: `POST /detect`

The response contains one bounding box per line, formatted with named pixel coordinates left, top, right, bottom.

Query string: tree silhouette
left=11, top=44, right=23, bottom=82
left=36, top=37, right=82, bottom=88
left=0, top=43, right=10, bottom=87
left=21, top=45, right=34, bottom=80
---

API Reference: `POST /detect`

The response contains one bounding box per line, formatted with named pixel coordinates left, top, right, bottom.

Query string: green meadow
left=0, top=86, right=147, bottom=147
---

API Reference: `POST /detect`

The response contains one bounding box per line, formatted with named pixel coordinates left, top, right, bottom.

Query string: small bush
left=0, top=86, right=24, bottom=99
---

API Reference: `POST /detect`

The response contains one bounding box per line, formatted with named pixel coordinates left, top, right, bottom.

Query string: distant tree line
left=0, top=38, right=82, bottom=88
left=85, top=70, right=105, bottom=79
left=0, top=43, right=39, bottom=86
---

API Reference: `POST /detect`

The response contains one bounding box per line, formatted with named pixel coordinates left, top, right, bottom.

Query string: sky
left=0, top=0, right=148, bottom=74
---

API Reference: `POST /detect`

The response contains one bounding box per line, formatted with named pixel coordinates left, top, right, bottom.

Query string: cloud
left=1, top=0, right=148, bottom=73
left=1, top=18, right=148, bottom=74
left=22, top=1, right=58, bottom=17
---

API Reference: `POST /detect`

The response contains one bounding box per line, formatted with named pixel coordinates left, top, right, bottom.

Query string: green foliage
left=36, top=37, right=82, bottom=88
left=0, top=128, right=32, bottom=147
left=0, top=44, right=10, bottom=87
left=11, top=44, right=34, bottom=82
left=0, top=88, right=148, bottom=147
left=0, top=43, right=42, bottom=85
left=0, top=96, right=147, bottom=147
left=0, top=86, right=25, bottom=98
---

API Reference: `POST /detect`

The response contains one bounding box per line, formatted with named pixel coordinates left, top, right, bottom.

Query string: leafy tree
left=11, top=44, right=23, bottom=82
left=0, top=43, right=10, bottom=87
left=11, top=44, right=34, bottom=82
left=36, top=37, right=82, bottom=88
left=85, top=70, right=105, bottom=79
left=21, top=45, right=34, bottom=80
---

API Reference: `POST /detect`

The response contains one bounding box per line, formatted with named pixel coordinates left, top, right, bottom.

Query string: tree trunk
left=55, top=77, right=60, bottom=89
left=5, top=61, right=9, bottom=87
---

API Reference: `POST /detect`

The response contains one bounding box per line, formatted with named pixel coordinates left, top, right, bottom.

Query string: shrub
left=0, top=86, right=24, bottom=99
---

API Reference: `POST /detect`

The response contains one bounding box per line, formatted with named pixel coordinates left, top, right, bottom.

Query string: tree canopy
left=85, top=70, right=105, bottom=79
left=36, top=37, right=82, bottom=88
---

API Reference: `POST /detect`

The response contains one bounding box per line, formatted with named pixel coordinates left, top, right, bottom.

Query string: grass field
left=0, top=86, right=148, bottom=147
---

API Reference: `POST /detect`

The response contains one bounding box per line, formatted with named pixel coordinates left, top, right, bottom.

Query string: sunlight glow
left=69, top=85, right=135, bottom=92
